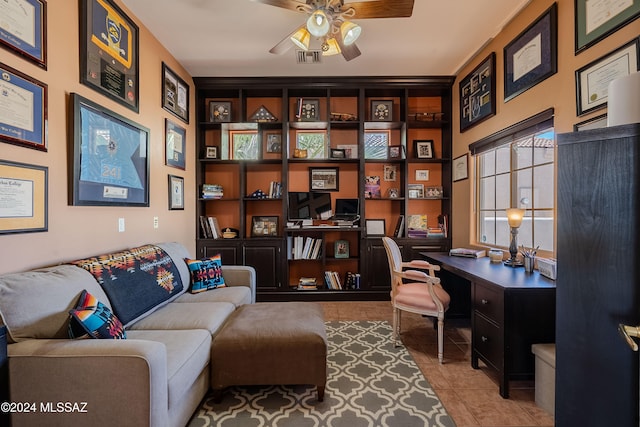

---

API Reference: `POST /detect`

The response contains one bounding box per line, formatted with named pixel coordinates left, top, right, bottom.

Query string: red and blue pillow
left=68, top=290, right=126, bottom=339
left=185, top=254, right=226, bottom=293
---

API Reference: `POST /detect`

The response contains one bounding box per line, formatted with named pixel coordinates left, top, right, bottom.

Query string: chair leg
left=437, top=317, right=444, bottom=364
left=392, top=307, right=401, bottom=347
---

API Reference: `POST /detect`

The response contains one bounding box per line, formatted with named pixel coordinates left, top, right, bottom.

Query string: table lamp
left=504, top=208, right=525, bottom=267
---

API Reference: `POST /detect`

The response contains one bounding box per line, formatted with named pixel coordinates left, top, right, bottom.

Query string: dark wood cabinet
left=243, top=240, right=283, bottom=292
left=556, top=124, right=640, bottom=427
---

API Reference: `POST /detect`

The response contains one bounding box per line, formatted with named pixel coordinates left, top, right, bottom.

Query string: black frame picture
left=459, top=52, right=496, bottom=132
left=0, top=0, right=47, bottom=68
left=69, top=93, right=150, bottom=207
left=414, top=140, right=434, bottom=159
left=453, top=154, right=469, bottom=182
left=0, top=62, right=48, bottom=151
left=210, top=101, right=231, bottom=122
left=168, top=174, right=184, bottom=210
left=309, top=167, right=339, bottom=191
left=504, top=3, right=558, bottom=102
left=575, top=38, right=640, bottom=116
left=575, top=0, right=640, bottom=54
left=80, top=0, right=139, bottom=112
left=162, top=63, right=189, bottom=123
left=370, top=100, right=393, bottom=121
left=165, top=119, right=186, bottom=170
left=251, top=216, right=279, bottom=237
left=0, top=159, right=48, bottom=234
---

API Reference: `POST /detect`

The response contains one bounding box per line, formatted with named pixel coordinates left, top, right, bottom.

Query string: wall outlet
left=153, top=216, right=159, bottom=229
left=118, top=217, right=125, bottom=232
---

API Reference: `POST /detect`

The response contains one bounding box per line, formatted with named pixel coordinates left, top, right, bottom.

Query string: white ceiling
left=120, top=0, right=532, bottom=78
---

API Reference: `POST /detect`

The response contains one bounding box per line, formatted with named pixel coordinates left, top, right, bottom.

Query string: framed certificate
left=168, top=174, right=184, bottom=210
left=0, top=160, right=48, bottom=234
left=575, top=0, right=640, bottom=53
left=70, top=93, right=150, bottom=207
left=0, top=62, right=47, bottom=151
left=162, top=62, right=189, bottom=123
left=0, top=0, right=47, bottom=68
left=165, top=119, right=186, bottom=170
left=80, top=0, right=139, bottom=112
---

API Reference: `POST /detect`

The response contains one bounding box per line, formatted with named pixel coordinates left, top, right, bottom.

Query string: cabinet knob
left=481, top=299, right=489, bottom=305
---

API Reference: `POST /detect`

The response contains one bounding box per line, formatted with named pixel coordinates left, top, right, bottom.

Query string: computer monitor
left=334, top=198, right=359, bottom=216
left=287, top=192, right=332, bottom=221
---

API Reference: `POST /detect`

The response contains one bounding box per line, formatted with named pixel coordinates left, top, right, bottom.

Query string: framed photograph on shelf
left=330, top=148, right=346, bottom=159
left=0, top=160, right=47, bottom=234
left=383, top=164, right=397, bottom=181
left=388, top=145, right=404, bottom=159
left=334, top=240, right=349, bottom=258
left=309, top=167, right=339, bottom=191
left=205, top=146, right=218, bottom=159
left=296, top=98, right=320, bottom=121
left=251, top=216, right=278, bottom=237
left=453, top=154, right=469, bottom=182
left=504, top=3, right=557, bottom=102
left=70, top=93, right=150, bottom=207
left=365, top=219, right=386, bottom=236
left=408, top=184, right=424, bottom=199
left=459, top=52, right=496, bottom=132
left=337, top=144, right=358, bottom=159
left=210, top=101, right=231, bottom=122
left=0, top=0, right=46, bottom=68
left=425, top=186, right=444, bottom=199
left=415, top=170, right=430, bottom=181
left=168, top=174, right=184, bottom=210
left=80, top=0, right=139, bottom=112
left=165, top=119, right=186, bottom=170
left=162, top=63, right=189, bottom=123
left=266, top=133, right=282, bottom=153
left=576, top=38, right=639, bottom=116
left=0, top=62, right=47, bottom=151
left=575, top=0, right=640, bottom=53
left=414, top=140, right=434, bottom=159
left=370, top=100, right=393, bottom=121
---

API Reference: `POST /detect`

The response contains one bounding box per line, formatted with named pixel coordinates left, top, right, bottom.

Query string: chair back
left=382, top=237, right=404, bottom=297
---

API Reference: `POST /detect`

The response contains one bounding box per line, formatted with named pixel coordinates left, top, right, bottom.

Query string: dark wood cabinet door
left=198, top=241, right=241, bottom=265
left=365, top=240, right=393, bottom=290
left=243, top=240, right=282, bottom=291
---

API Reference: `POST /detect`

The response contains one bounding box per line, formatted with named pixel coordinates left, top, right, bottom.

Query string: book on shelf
left=344, top=272, right=361, bottom=290
left=393, top=215, right=405, bottom=238
left=407, top=214, right=427, bottom=231
left=438, top=214, right=448, bottom=238
left=364, top=175, right=381, bottom=198
left=199, top=215, right=222, bottom=239
left=268, top=181, right=282, bottom=199
left=289, top=236, right=323, bottom=260
left=298, top=277, right=318, bottom=290
left=202, top=184, right=223, bottom=199
left=449, top=248, right=486, bottom=258
left=427, top=227, right=445, bottom=237
left=324, top=271, right=343, bottom=290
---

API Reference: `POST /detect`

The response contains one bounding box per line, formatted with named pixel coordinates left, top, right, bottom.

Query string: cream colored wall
left=0, top=0, right=196, bottom=274
left=451, top=0, right=640, bottom=250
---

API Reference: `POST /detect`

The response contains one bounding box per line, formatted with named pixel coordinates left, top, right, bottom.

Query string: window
left=472, top=110, right=555, bottom=253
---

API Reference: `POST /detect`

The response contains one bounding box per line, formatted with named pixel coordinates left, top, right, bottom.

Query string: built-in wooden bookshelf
left=193, top=77, right=454, bottom=301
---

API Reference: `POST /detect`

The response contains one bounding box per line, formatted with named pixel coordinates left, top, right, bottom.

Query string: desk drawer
left=474, top=313, right=503, bottom=370
left=473, top=281, right=504, bottom=324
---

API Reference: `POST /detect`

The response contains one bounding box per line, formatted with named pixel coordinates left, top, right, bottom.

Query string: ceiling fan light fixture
left=306, top=9, right=331, bottom=37
left=321, top=37, right=341, bottom=56
left=290, top=27, right=311, bottom=50
left=340, top=21, right=361, bottom=46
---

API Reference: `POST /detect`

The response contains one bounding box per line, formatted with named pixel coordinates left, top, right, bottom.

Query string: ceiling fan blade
left=251, top=0, right=308, bottom=12
left=269, top=25, right=304, bottom=55
left=346, top=0, right=414, bottom=19
left=336, top=34, right=361, bottom=61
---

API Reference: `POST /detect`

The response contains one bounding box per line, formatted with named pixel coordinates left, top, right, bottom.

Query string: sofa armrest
left=221, top=265, right=256, bottom=303
left=8, top=339, right=168, bottom=427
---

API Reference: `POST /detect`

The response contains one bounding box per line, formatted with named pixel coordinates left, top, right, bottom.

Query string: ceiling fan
left=252, top=0, right=415, bottom=61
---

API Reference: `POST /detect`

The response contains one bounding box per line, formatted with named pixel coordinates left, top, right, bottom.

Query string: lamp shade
left=307, top=9, right=331, bottom=37
left=290, top=27, right=310, bottom=50
left=322, top=38, right=341, bottom=56
left=340, top=21, right=361, bottom=45
left=505, top=208, right=525, bottom=228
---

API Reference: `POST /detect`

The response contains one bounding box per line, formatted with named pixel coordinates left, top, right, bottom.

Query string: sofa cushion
left=0, top=265, right=112, bottom=343
left=72, top=244, right=183, bottom=326
left=175, top=286, right=252, bottom=307
left=185, top=255, right=226, bottom=293
left=68, top=290, right=126, bottom=339
left=127, top=302, right=235, bottom=336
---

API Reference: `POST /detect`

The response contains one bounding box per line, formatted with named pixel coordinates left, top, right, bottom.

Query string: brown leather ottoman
left=210, top=302, right=327, bottom=401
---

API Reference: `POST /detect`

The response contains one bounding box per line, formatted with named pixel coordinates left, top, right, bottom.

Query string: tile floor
left=319, top=301, right=555, bottom=427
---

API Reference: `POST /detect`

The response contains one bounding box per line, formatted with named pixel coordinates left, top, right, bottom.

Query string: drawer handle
left=481, top=299, right=489, bottom=305
left=481, top=336, right=489, bottom=343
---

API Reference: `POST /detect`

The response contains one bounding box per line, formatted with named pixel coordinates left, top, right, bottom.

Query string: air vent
left=296, top=50, right=322, bottom=64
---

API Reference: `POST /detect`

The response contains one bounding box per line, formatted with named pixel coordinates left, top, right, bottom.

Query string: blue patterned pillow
left=185, top=254, right=226, bottom=293
left=68, top=290, right=126, bottom=339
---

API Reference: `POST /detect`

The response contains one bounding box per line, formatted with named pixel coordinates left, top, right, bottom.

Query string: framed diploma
left=168, top=174, right=184, bottom=210
left=0, top=160, right=48, bottom=235
left=575, top=0, right=640, bottom=54
left=80, top=0, right=139, bottom=112
left=70, top=93, right=150, bottom=207
left=165, top=118, right=186, bottom=170
left=0, top=62, right=47, bottom=151
left=504, top=3, right=557, bottom=102
left=576, top=38, right=639, bottom=115
left=162, top=62, right=189, bottom=123
left=0, top=0, right=47, bottom=68
left=459, top=52, right=496, bottom=132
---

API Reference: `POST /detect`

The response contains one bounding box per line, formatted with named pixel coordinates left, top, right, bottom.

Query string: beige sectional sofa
left=0, top=242, right=256, bottom=427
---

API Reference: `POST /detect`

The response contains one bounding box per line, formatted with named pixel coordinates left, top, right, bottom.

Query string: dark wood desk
left=423, top=252, right=556, bottom=398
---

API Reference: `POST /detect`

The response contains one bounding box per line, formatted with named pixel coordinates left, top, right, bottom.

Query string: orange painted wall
left=0, top=0, right=196, bottom=274
left=450, top=0, right=640, bottom=250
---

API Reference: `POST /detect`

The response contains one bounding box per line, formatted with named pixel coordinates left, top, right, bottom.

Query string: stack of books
left=202, top=184, right=223, bottom=199
left=344, top=272, right=361, bottom=290
left=268, top=181, right=282, bottom=199
left=297, top=277, right=318, bottom=290
left=324, top=271, right=343, bottom=290
left=288, top=236, right=323, bottom=260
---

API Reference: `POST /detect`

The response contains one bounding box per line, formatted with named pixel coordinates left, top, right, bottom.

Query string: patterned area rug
left=189, top=320, right=456, bottom=427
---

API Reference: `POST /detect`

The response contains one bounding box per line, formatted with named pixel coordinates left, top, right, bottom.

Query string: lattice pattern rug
left=189, top=320, right=456, bottom=427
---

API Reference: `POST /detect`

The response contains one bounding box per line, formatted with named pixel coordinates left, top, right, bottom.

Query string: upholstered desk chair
left=382, top=237, right=451, bottom=363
